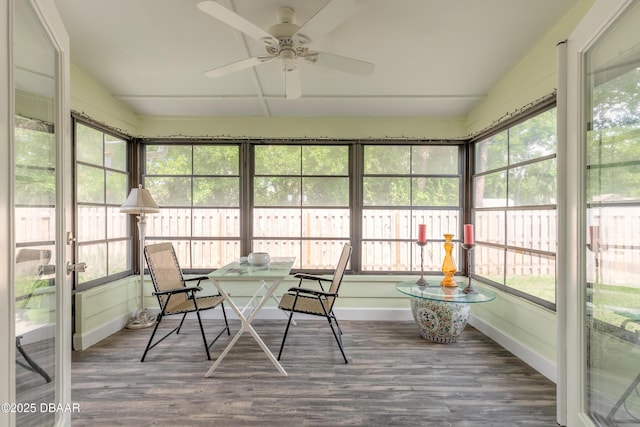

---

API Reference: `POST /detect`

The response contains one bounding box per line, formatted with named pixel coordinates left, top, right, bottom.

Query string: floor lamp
left=120, top=184, right=159, bottom=329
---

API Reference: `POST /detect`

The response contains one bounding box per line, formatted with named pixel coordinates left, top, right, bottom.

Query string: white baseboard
left=468, top=313, right=557, bottom=383
left=72, top=313, right=130, bottom=351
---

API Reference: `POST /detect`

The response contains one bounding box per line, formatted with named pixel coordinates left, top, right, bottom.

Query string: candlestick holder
left=416, top=241, right=428, bottom=286
left=440, top=234, right=457, bottom=287
left=461, top=243, right=477, bottom=294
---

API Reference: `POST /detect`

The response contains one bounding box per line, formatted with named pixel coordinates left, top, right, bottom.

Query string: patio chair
left=141, top=242, right=230, bottom=362
left=277, top=242, right=352, bottom=364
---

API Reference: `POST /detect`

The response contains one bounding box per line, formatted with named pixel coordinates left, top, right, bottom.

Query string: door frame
left=561, top=0, right=635, bottom=425
left=1, top=0, right=72, bottom=426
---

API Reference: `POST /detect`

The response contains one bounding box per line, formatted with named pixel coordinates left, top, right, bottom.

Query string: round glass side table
left=396, top=280, right=496, bottom=343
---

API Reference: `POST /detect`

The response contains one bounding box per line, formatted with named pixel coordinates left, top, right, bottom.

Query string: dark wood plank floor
left=71, top=319, right=558, bottom=426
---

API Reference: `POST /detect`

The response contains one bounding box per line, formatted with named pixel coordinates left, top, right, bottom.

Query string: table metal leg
left=206, top=279, right=288, bottom=377
left=240, top=280, right=295, bottom=325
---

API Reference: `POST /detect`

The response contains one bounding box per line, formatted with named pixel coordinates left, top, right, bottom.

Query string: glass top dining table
left=205, top=257, right=295, bottom=377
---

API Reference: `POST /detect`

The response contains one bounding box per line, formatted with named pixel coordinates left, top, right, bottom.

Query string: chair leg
left=278, top=311, right=295, bottom=360
left=221, top=301, right=230, bottom=336
left=195, top=310, right=212, bottom=360
left=326, top=315, right=348, bottom=364
left=141, top=313, right=163, bottom=362
left=176, top=313, right=188, bottom=334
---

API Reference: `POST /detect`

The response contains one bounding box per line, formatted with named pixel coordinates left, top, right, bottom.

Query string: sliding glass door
left=10, top=0, right=71, bottom=426
left=583, top=0, right=640, bottom=424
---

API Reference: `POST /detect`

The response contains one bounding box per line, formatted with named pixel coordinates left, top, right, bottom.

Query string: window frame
left=470, top=98, right=558, bottom=310
left=73, top=116, right=133, bottom=291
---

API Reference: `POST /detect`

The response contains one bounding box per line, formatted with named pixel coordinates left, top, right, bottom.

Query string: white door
left=562, top=0, right=640, bottom=425
left=8, top=0, right=72, bottom=426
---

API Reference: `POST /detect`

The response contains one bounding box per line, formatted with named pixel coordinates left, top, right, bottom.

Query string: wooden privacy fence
left=36, top=206, right=640, bottom=280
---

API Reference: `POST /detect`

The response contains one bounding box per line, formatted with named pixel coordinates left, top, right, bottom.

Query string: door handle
left=66, top=261, right=87, bottom=275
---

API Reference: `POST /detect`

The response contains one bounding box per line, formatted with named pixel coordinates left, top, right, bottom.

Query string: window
left=144, top=144, right=241, bottom=270
left=472, top=106, right=557, bottom=307
left=361, top=144, right=462, bottom=272
left=253, top=144, right=350, bottom=269
left=141, top=141, right=463, bottom=274
left=75, top=121, right=131, bottom=288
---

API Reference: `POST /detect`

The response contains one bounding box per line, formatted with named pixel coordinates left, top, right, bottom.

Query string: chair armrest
left=287, top=286, right=337, bottom=298
left=294, top=273, right=332, bottom=283
left=153, top=286, right=202, bottom=296
left=184, top=276, right=208, bottom=283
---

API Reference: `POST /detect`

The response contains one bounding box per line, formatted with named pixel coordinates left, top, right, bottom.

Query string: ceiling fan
left=197, top=0, right=375, bottom=99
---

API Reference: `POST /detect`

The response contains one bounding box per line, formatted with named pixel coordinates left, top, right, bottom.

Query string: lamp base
left=125, top=308, right=156, bottom=329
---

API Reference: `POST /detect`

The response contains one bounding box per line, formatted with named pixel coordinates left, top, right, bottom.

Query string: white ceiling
left=53, top=0, right=579, bottom=118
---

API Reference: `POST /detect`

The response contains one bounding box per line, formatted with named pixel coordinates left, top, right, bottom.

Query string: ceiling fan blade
left=307, top=52, right=374, bottom=76
left=285, top=68, right=302, bottom=100
left=204, top=56, right=274, bottom=78
left=295, top=0, right=359, bottom=42
left=197, top=1, right=275, bottom=42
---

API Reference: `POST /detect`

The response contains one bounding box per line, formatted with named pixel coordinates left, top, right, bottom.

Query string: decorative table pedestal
left=396, top=280, right=495, bottom=343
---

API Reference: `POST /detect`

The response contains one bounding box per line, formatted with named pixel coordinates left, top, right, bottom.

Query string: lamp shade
left=120, top=184, right=159, bottom=214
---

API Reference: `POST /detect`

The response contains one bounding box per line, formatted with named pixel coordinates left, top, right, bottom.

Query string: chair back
left=326, top=243, right=352, bottom=308
left=144, top=243, right=188, bottom=312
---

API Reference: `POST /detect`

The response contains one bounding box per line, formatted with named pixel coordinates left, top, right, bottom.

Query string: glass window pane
left=76, top=123, right=104, bottom=166
left=475, top=245, right=504, bottom=285
left=145, top=177, right=192, bottom=206
left=302, top=177, right=349, bottom=206
left=105, top=135, right=127, bottom=171
left=106, top=170, right=128, bottom=205
left=15, top=118, right=55, bottom=168
left=255, top=146, right=300, bottom=175
left=364, top=146, right=410, bottom=174
left=77, top=164, right=104, bottom=204
left=505, top=251, right=556, bottom=303
left=361, top=241, right=411, bottom=271
left=412, top=146, right=458, bottom=174
left=299, top=240, right=349, bottom=270
left=193, top=145, right=239, bottom=175
left=77, top=206, right=106, bottom=242
left=508, top=158, right=557, bottom=206
left=194, top=177, right=239, bottom=207
left=15, top=166, right=55, bottom=206
left=587, top=162, right=640, bottom=203
left=145, top=208, right=190, bottom=237
left=77, top=243, right=107, bottom=283
left=302, top=146, right=348, bottom=175
left=108, top=240, right=130, bottom=275
left=363, top=177, right=410, bottom=206
left=107, top=206, right=128, bottom=239
left=252, top=239, right=301, bottom=269
left=506, top=209, right=557, bottom=252
left=474, top=171, right=507, bottom=208
left=146, top=145, right=192, bottom=175
left=509, top=108, right=557, bottom=165
left=15, top=207, right=55, bottom=244
left=475, top=131, right=507, bottom=173
left=362, top=209, right=409, bottom=239
left=191, top=240, right=240, bottom=269
left=412, top=177, right=459, bottom=206
left=302, top=209, right=349, bottom=238
left=192, top=208, right=240, bottom=238
left=254, top=177, right=301, bottom=206
left=254, top=208, right=301, bottom=238
left=475, top=210, right=505, bottom=245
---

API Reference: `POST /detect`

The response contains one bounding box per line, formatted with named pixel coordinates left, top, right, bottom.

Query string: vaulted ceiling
left=53, top=0, right=579, bottom=118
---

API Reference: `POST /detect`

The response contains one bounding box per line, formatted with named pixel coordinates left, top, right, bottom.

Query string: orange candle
left=418, top=224, right=427, bottom=243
